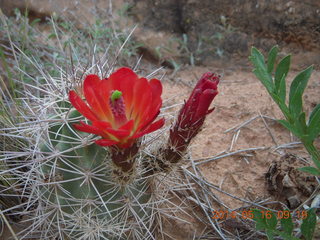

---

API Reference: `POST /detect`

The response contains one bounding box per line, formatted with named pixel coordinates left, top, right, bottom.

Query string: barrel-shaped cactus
left=3, top=62, right=219, bottom=239
left=0, top=12, right=219, bottom=239
left=24, top=66, right=219, bottom=239
left=32, top=68, right=164, bottom=239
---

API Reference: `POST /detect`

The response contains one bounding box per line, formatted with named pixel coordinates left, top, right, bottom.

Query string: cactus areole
left=69, top=67, right=165, bottom=148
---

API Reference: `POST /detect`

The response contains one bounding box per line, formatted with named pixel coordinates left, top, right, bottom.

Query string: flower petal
left=93, top=121, right=130, bottom=139
left=107, top=67, right=136, bottom=90
left=149, top=78, right=163, bottom=97
left=73, top=121, right=104, bottom=135
left=84, top=75, right=112, bottom=120
left=194, top=72, right=219, bottom=91
left=99, top=80, right=113, bottom=121
left=138, top=110, right=160, bottom=132
left=182, top=89, right=201, bottom=125
left=140, top=78, right=163, bottom=129
left=195, top=89, right=218, bottom=120
left=119, top=119, right=135, bottom=132
left=69, top=91, right=98, bottom=122
left=132, top=118, right=165, bottom=139
left=131, top=77, right=152, bottom=122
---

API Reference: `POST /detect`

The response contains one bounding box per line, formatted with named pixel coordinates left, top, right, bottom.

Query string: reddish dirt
left=166, top=67, right=319, bottom=194
left=158, top=67, right=320, bottom=238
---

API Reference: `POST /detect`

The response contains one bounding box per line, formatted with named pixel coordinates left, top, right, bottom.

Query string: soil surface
left=158, top=68, right=320, bottom=238
left=168, top=67, right=320, bottom=192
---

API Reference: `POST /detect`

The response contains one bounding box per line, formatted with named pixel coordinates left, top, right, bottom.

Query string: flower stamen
left=110, top=90, right=127, bottom=127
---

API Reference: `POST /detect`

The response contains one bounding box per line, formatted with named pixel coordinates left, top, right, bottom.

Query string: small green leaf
left=48, top=33, right=57, bottom=39
left=31, top=18, right=41, bottom=26
left=266, top=230, right=275, bottom=240
left=271, top=95, right=290, bottom=119
left=267, top=46, right=279, bottom=73
left=309, top=103, right=320, bottom=123
left=266, top=211, right=278, bottom=230
left=311, top=155, right=320, bottom=171
left=295, top=112, right=308, bottom=136
left=278, top=74, right=287, bottom=103
left=251, top=47, right=265, bottom=66
left=308, top=103, right=320, bottom=141
left=301, top=208, right=317, bottom=240
left=250, top=47, right=274, bottom=93
left=278, top=120, right=300, bottom=138
left=252, top=209, right=277, bottom=236
left=280, top=212, right=294, bottom=236
left=252, top=209, right=267, bottom=230
left=275, top=55, right=290, bottom=92
left=253, top=68, right=274, bottom=93
left=289, top=66, right=313, bottom=118
left=299, top=166, right=320, bottom=176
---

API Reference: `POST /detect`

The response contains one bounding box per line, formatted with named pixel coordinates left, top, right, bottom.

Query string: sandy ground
left=158, top=67, right=320, bottom=238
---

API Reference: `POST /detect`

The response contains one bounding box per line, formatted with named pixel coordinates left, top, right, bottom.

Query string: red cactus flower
left=166, top=72, right=220, bottom=163
left=69, top=67, right=165, bottom=148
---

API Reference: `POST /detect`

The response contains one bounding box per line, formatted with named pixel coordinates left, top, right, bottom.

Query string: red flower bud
left=166, top=72, right=220, bottom=163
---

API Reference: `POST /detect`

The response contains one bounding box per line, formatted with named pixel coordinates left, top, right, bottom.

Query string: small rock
left=287, top=195, right=301, bottom=209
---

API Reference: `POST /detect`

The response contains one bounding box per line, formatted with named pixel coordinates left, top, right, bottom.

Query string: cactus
left=30, top=69, right=163, bottom=239
left=1, top=68, right=219, bottom=239
left=0, top=11, right=220, bottom=240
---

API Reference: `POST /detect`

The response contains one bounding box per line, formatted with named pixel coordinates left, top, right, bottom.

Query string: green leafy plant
left=252, top=208, right=317, bottom=240
left=250, top=46, right=320, bottom=176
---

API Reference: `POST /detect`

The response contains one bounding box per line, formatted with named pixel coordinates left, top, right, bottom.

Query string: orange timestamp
left=211, top=209, right=308, bottom=220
